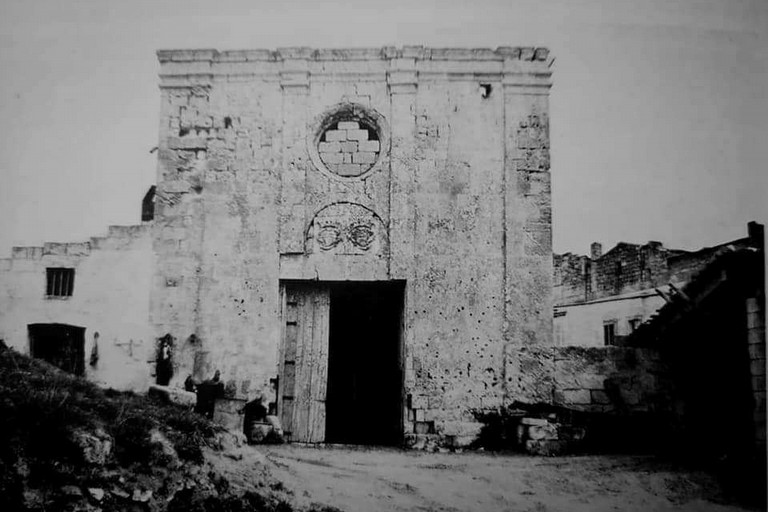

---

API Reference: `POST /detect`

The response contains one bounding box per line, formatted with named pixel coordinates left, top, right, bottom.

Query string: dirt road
left=261, top=445, right=754, bottom=512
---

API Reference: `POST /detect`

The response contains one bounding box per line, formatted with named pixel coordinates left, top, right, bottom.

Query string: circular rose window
left=317, top=119, right=381, bottom=177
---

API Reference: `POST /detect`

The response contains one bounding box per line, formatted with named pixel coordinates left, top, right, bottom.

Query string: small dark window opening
left=365, top=121, right=380, bottom=141
left=628, top=317, right=642, bottom=332
left=603, top=321, right=617, bottom=346
left=480, top=83, right=492, bottom=98
left=142, top=185, right=156, bottom=222
left=224, top=116, right=233, bottom=129
left=46, top=268, right=75, bottom=297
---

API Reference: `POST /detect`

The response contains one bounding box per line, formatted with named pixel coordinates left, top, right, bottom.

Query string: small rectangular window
left=603, top=321, right=617, bottom=346
left=628, top=317, right=642, bottom=332
left=46, top=268, right=75, bottom=297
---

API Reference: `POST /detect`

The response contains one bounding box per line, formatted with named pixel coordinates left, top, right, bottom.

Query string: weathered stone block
left=318, top=142, right=340, bottom=153
left=520, top=417, right=548, bottom=426
left=409, top=393, right=428, bottom=409
left=322, top=152, right=343, bottom=164
left=747, top=311, right=763, bottom=329
left=336, top=163, right=362, bottom=176
left=527, top=423, right=557, bottom=441
left=339, top=141, right=358, bottom=153
left=748, top=342, right=765, bottom=360
left=590, top=389, right=610, bottom=404
left=11, top=247, right=43, bottom=259
left=167, top=136, right=208, bottom=150
left=324, top=129, right=347, bottom=141
left=346, top=129, right=369, bottom=141
left=560, top=389, right=591, bottom=405
left=337, top=121, right=359, bottom=130
left=439, top=421, right=482, bottom=438
left=353, top=151, right=377, bottom=164
left=748, top=328, right=766, bottom=345
left=43, top=242, right=66, bottom=256
left=358, top=140, right=380, bottom=152
left=414, top=421, right=432, bottom=435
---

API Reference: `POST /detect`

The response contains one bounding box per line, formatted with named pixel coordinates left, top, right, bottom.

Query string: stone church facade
left=1, top=47, right=555, bottom=446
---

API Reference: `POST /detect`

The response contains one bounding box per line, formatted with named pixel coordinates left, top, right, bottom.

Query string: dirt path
left=260, top=445, right=754, bottom=512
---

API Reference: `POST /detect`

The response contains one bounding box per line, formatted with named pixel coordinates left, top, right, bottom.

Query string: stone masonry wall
left=554, top=242, right=674, bottom=307
left=153, top=46, right=554, bottom=440
left=747, top=294, right=766, bottom=451
left=0, top=225, right=153, bottom=391
left=506, top=346, right=670, bottom=415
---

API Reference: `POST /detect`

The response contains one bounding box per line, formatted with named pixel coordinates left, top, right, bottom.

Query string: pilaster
left=278, top=56, right=311, bottom=254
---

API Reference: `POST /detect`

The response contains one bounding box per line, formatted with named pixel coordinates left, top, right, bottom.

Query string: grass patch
left=0, top=345, right=219, bottom=505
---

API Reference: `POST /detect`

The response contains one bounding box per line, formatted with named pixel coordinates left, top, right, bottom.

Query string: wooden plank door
left=279, top=284, right=330, bottom=442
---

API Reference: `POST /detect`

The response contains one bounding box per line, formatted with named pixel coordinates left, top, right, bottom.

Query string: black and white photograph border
left=0, top=1, right=766, bottom=511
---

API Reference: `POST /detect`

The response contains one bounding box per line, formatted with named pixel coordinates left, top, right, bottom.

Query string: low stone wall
left=507, top=345, right=671, bottom=415
left=455, top=345, right=674, bottom=454
left=405, top=345, right=673, bottom=452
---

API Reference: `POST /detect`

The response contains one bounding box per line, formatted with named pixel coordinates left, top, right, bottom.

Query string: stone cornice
left=158, top=46, right=553, bottom=89
left=158, top=46, right=552, bottom=63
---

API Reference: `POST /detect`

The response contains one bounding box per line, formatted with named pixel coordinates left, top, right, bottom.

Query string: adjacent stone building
left=0, top=225, right=153, bottom=391
left=0, top=46, right=555, bottom=447
left=553, top=223, right=762, bottom=347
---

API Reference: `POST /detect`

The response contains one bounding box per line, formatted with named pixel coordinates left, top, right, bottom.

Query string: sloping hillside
left=0, top=343, right=304, bottom=512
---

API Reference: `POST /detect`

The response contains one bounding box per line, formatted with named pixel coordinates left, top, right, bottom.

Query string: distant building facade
left=553, top=222, right=763, bottom=347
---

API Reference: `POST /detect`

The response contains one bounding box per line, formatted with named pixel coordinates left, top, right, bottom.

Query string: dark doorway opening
left=325, top=281, right=404, bottom=446
left=28, top=323, right=86, bottom=376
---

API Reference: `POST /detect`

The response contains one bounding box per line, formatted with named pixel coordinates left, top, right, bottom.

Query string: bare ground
left=256, top=444, right=757, bottom=512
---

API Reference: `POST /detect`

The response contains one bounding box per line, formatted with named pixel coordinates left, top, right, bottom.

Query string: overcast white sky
left=0, top=0, right=766, bottom=256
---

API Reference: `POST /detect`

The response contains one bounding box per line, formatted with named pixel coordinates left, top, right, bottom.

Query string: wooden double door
left=278, top=281, right=404, bottom=445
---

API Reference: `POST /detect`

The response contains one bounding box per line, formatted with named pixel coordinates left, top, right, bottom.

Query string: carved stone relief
left=306, top=203, right=387, bottom=255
